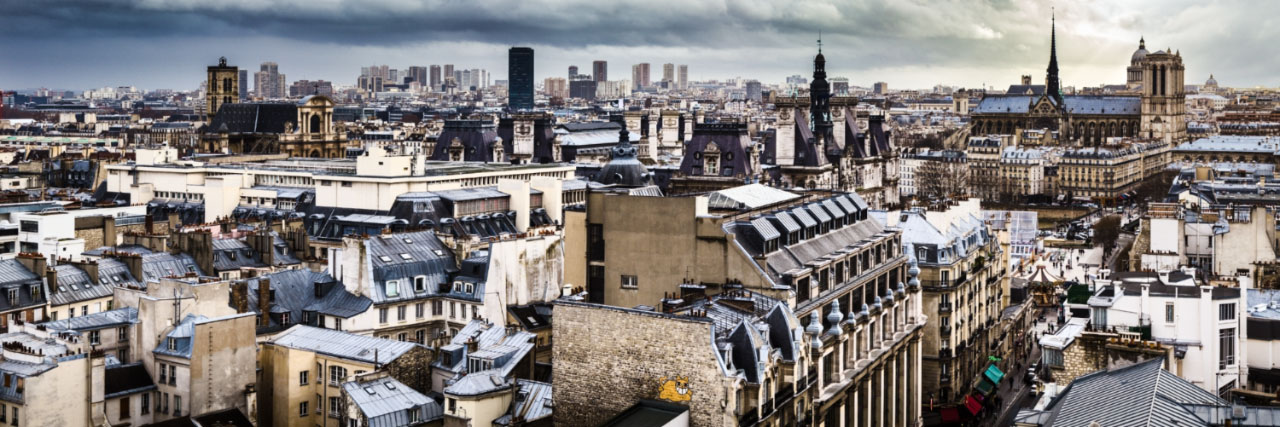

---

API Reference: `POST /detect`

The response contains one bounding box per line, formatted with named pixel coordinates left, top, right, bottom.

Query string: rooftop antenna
left=817, top=31, right=823, bottom=53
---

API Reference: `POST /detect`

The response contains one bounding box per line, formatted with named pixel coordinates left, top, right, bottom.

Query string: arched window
left=309, top=114, right=321, bottom=133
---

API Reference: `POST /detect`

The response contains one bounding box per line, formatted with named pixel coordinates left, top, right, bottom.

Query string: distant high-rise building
left=238, top=70, right=249, bottom=101
left=407, top=66, right=427, bottom=86
left=471, top=68, right=484, bottom=89
left=443, top=64, right=454, bottom=81
left=206, top=56, right=238, bottom=119
left=631, top=63, right=651, bottom=90
left=662, top=63, right=674, bottom=84
left=593, top=60, right=608, bottom=82
left=569, top=80, right=597, bottom=100
left=289, top=80, right=334, bottom=97
left=429, top=65, right=442, bottom=90
left=745, top=80, right=762, bottom=102
left=544, top=77, right=568, bottom=98
left=678, top=64, right=688, bottom=90
left=253, top=62, right=285, bottom=98
left=874, top=81, right=889, bottom=94
left=569, top=65, right=579, bottom=80
left=389, top=69, right=400, bottom=84
left=508, top=47, right=535, bottom=111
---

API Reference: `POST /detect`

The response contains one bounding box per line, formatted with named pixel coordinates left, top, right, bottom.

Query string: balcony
left=761, top=399, right=774, bottom=417
left=938, top=302, right=953, bottom=314
left=939, top=348, right=953, bottom=359
left=775, top=383, right=795, bottom=403
left=940, top=325, right=952, bottom=335
left=738, top=408, right=759, bottom=427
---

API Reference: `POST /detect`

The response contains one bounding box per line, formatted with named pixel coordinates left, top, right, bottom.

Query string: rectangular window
left=118, top=326, right=129, bottom=342
left=416, top=303, right=424, bottom=318
left=329, top=365, right=347, bottom=386
left=300, top=401, right=309, bottom=417
left=1220, top=328, right=1236, bottom=368
left=397, top=305, right=406, bottom=321
left=1165, top=302, right=1175, bottom=323
left=159, top=363, right=167, bottom=384
left=141, top=393, right=150, bottom=415
left=119, top=397, right=130, bottom=419
left=432, top=301, right=442, bottom=316
left=333, top=317, right=342, bottom=331
left=398, top=332, right=407, bottom=341
left=317, top=362, right=324, bottom=382
left=89, top=330, right=100, bottom=345
left=329, top=396, right=342, bottom=417
left=416, top=329, right=425, bottom=344
left=450, top=302, right=457, bottom=318
left=169, top=365, right=176, bottom=385
left=621, top=275, right=638, bottom=289
left=18, top=221, right=36, bottom=233
left=173, top=395, right=182, bottom=416
left=379, top=308, right=388, bottom=323
left=162, top=393, right=169, bottom=414
left=1220, top=303, right=1236, bottom=321
left=299, top=370, right=309, bottom=385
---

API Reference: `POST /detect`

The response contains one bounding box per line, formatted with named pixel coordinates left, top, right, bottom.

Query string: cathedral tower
left=810, top=38, right=833, bottom=144
left=207, top=57, right=239, bottom=120
left=1140, top=48, right=1186, bottom=143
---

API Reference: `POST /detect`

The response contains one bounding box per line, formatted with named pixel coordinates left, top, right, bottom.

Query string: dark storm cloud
left=0, top=0, right=1276, bottom=90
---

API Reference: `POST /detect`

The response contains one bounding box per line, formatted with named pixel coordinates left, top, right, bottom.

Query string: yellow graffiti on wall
left=658, top=376, right=692, bottom=402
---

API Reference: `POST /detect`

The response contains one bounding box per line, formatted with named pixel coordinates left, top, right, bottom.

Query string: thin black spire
left=1046, top=9, right=1062, bottom=103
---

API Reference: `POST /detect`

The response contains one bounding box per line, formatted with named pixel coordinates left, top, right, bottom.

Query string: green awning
left=974, top=378, right=995, bottom=395
left=984, top=364, right=1005, bottom=385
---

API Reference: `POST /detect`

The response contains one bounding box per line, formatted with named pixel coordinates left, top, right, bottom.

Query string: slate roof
left=212, top=238, right=268, bottom=271
left=50, top=264, right=115, bottom=306
left=494, top=380, right=554, bottom=425
left=1040, top=358, right=1227, bottom=426
left=444, top=369, right=511, bottom=396
left=140, top=253, right=204, bottom=283
left=430, top=120, right=502, bottom=162
left=1062, top=96, right=1141, bottom=115
left=268, top=325, right=418, bottom=365
left=707, top=184, right=800, bottom=211
left=104, top=362, right=156, bottom=399
left=343, top=376, right=442, bottom=427
left=208, top=103, right=299, bottom=134
left=365, top=231, right=463, bottom=305
left=42, top=307, right=138, bottom=332
left=154, top=314, right=206, bottom=358
left=434, top=320, right=535, bottom=380
left=244, top=269, right=371, bottom=329
left=679, top=123, right=754, bottom=178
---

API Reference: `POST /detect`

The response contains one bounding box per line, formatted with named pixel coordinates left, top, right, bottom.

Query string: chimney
left=256, top=278, right=271, bottom=326
left=73, top=259, right=100, bottom=284
left=116, top=253, right=144, bottom=285
left=15, top=253, right=47, bottom=280
left=167, top=212, right=180, bottom=229
left=230, top=281, right=250, bottom=313
left=145, top=214, right=154, bottom=235
left=103, top=216, right=117, bottom=248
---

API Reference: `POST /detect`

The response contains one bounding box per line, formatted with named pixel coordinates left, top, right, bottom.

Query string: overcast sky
left=0, top=0, right=1274, bottom=92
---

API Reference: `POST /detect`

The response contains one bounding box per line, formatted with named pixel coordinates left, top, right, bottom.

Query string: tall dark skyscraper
left=593, top=60, right=607, bottom=82
left=509, top=47, right=535, bottom=111
left=429, top=65, right=442, bottom=91
left=568, top=65, right=578, bottom=79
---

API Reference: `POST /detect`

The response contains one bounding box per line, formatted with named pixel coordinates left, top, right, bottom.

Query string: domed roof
left=1130, top=37, right=1148, bottom=64
left=1205, top=74, right=1218, bottom=86
left=594, top=127, right=652, bottom=188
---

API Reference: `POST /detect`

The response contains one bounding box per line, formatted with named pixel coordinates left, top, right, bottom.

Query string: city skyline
left=3, top=0, right=1277, bottom=91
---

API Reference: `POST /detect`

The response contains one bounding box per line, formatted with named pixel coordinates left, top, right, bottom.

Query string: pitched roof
left=342, top=376, right=441, bottom=427
left=268, top=325, right=419, bottom=365
left=1042, top=358, right=1225, bottom=426
left=208, top=103, right=299, bottom=134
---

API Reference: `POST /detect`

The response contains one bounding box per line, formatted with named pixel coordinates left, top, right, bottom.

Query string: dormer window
left=6, top=289, right=16, bottom=303
left=167, top=338, right=177, bottom=351
left=385, top=280, right=400, bottom=297
left=414, top=277, right=427, bottom=293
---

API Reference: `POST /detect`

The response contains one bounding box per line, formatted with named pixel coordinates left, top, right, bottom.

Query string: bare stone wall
left=553, top=301, right=729, bottom=427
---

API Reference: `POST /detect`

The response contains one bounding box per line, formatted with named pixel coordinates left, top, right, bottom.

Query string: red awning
left=941, top=408, right=960, bottom=423
left=965, top=395, right=983, bottom=415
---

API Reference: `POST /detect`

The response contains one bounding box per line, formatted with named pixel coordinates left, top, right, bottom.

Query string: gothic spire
left=1046, top=10, right=1062, bottom=104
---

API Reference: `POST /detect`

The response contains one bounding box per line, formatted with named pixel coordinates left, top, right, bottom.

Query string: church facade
left=202, top=95, right=352, bottom=158
left=970, top=18, right=1187, bottom=146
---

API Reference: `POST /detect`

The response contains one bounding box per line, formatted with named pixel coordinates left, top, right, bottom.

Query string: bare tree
left=916, top=159, right=969, bottom=201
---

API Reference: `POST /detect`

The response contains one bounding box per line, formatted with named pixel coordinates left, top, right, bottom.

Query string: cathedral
left=768, top=43, right=900, bottom=208
left=969, top=17, right=1187, bottom=145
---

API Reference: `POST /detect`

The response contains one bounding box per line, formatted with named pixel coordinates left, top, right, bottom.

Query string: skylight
left=364, top=387, right=376, bottom=395
left=399, top=253, right=412, bottom=260
left=379, top=255, right=393, bottom=262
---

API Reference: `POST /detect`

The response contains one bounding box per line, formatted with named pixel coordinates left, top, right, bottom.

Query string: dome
left=593, top=127, right=652, bottom=188
left=1130, top=37, right=1148, bottom=64
left=1206, top=74, right=1218, bottom=86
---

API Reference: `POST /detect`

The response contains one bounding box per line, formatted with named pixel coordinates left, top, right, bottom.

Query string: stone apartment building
left=560, top=184, right=925, bottom=426
left=885, top=199, right=1010, bottom=406
left=1056, top=139, right=1170, bottom=202
left=258, top=325, right=430, bottom=427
